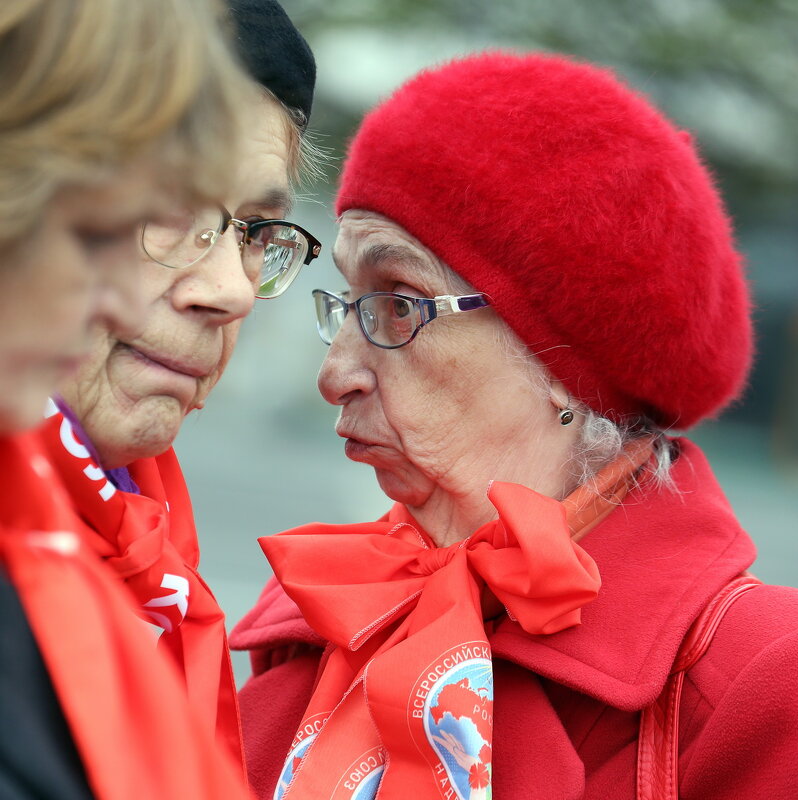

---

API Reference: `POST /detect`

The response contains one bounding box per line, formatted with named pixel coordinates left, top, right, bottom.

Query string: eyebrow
left=254, top=187, right=293, bottom=217
left=362, top=243, right=435, bottom=276
left=331, top=242, right=441, bottom=284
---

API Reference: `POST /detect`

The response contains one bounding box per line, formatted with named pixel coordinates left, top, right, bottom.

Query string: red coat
left=231, top=440, right=798, bottom=799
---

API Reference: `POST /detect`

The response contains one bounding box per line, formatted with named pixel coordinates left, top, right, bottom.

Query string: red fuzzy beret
left=335, top=52, right=753, bottom=430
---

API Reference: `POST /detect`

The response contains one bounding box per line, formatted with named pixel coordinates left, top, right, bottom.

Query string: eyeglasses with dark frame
left=312, top=289, right=491, bottom=349
left=141, top=205, right=321, bottom=299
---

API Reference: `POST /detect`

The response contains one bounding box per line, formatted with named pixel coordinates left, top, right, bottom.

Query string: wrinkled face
left=59, top=97, right=292, bottom=468
left=318, top=211, right=570, bottom=533
left=0, top=167, right=167, bottom=434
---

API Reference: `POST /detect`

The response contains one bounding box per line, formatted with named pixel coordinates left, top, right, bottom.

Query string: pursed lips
left=336, top=420, right=398, bottom=453
left=335, top=422, right=376, bottom=447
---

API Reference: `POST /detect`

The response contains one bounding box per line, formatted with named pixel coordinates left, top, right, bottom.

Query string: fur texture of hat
left=336, top=52, right=752, bottom=430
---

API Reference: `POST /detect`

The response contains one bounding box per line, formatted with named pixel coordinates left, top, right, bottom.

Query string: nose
left=168, top=231, right=255, bottom=323
left=317, top=311, right=377, bottom=406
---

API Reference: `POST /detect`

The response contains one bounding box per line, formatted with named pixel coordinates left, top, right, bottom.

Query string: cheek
left=386, top=339, right=521, bottom=449
left=141, top=259, right=182, bottom=303
left=37, top=247, right=96, bottom=336
left=219, top=320, right=243, bottom=375
left=0, top=254, right=94, bottom=363
left=379, top=371, right=460, bottom=455
left=57, top=331, right=117, bottom=414
left=196, top=320, right=242, bottom=403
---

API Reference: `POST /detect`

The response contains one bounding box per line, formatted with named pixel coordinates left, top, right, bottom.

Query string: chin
left=0, top=385, right=51, bottom=435
left=92, top=400, right=183, bottom=469
left=0, top=405, right=44, bottom=435
left=374, top=468, right=433, bottom=508
left=99, top=431, right=178, bottom=470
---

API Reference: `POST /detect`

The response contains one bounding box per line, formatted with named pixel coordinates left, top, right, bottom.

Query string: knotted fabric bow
left=263, top=440, right=652, bottom=799
left=35, top=403, right=243, bottom=772
left=261, top=439, right=652, bottom=800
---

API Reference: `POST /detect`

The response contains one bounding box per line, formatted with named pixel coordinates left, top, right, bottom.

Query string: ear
left=548, top=379, right=570, bottom=412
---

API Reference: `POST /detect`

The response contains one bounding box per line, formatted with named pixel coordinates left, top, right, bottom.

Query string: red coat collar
left=231, top=439, right=756, bottom=712
left=490, top=439, right=756, bottom=710
left=231, top=573, right=325, bottom=653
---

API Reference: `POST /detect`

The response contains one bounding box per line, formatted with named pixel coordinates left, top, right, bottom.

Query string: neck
left=407, top=458, right=576, bottom=548
left=407, top=492, right=496, bottom=547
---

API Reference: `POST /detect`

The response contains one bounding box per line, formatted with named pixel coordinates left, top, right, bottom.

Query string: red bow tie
left=264, top=481, right=601, bottom=650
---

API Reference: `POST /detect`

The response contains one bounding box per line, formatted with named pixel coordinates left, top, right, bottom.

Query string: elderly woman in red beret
left=233, top=53, right=798, bottom=800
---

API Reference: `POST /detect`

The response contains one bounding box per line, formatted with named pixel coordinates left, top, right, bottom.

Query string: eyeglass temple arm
left=426, top=293, right=489, bottom=321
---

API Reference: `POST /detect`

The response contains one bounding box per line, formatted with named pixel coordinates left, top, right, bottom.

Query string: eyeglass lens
left=314, top=291, right=422, bottom=348
left=141, top=208, right=223, bottom=269
left=245, top=223, right=309, bottom=299
left=141, top=210, right=313, bottom=299
left=314, top=291, right=347, bottom=344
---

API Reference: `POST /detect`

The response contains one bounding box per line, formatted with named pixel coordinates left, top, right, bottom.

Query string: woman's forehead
left=56, top=164, right=174, bottom=227
left=333, top=212, right=447, bottom=286
left=229, top=98, right=292, bottom=216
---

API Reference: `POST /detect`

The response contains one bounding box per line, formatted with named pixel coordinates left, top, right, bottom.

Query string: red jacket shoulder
left=686, top=583, right=798, bottom=705
left=680, top=584, right=798, bottom=799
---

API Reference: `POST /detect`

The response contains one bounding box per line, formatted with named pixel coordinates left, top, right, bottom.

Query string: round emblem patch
left=274, top=713, right=328, bottom=799
left=410, top=643, right=493, bottom=799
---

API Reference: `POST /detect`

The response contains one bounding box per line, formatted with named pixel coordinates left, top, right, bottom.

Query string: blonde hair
left=0, top=0, right=254, bottom=246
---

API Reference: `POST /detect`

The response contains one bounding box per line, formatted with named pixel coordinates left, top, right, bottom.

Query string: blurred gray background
left=177, top=0, right=798, bottom=682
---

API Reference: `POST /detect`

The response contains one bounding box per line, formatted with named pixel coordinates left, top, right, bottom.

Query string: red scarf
left=35, top=402, right=244, bottom=772
left=0, top=430, right=251, bottom=799
left=262, top=441, right=651, bottom=800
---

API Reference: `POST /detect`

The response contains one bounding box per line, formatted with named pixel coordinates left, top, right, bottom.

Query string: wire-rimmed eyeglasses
left=312, top=289, right=491, bottom=349
left=141, top=206, right=321, bottom=299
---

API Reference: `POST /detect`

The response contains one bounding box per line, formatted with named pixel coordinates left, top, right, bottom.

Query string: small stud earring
left=559, top=409, right=575, bottom=426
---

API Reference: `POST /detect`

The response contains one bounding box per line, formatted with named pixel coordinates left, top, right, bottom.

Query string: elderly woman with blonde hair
left=234, top=53, right=798, bottom=799
left=0, top=0, right=256, bottom=797
left=30, top=0, right=324, bottom=777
